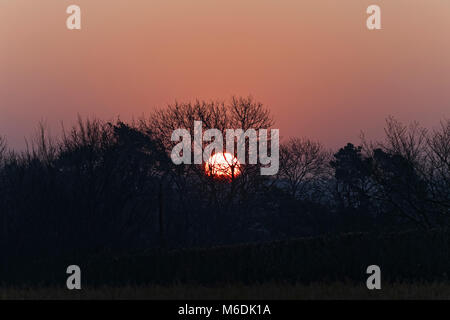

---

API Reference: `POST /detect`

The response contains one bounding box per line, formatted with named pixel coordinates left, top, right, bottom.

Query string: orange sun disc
left=205, top=152, right=241, bottom=179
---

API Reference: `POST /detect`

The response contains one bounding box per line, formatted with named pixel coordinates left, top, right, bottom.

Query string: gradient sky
left=1, top=0, right=449, bottom=149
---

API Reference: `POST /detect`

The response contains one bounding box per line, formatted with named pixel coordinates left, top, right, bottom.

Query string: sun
left=205, top=152, right=241, bottom=179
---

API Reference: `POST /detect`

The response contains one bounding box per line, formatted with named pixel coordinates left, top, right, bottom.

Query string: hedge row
left=4, top=229, right=450, bottom=286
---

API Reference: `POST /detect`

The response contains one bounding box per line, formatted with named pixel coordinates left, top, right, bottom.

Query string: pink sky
left=1, top=0, right=449, bottom=149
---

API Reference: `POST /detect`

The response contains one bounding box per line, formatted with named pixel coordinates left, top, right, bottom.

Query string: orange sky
left=1, top=0, right=449, bottom=149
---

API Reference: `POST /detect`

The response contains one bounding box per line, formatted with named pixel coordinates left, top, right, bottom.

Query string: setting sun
left=205, top=152, right=241, bottom=179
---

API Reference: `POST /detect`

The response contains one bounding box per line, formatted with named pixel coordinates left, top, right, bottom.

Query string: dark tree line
left=0, top=98, right=448, bottom=270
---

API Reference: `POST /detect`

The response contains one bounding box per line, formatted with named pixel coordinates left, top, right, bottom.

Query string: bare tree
left=425, top=119, right=450, bottom=216
left=146, top=96, right=273, bottom=181
left=22, top=122, right=59, bottom=164
left=146, top=96, right=273, bottom=154
left=144, top=96, right=275, bottom=243
left=279, top=137, right=330, bottom=199
left=379, top=116, right=428, bottom=166
left=360, top=116, right=450, bottom=228
left=229, top=96, right=273, bottom=130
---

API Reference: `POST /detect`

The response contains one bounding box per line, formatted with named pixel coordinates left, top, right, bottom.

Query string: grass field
left=2, top=282, right=450, bottom=300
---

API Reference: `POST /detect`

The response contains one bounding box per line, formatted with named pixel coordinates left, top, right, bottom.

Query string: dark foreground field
left=2, top=282, right=450, bottom=300
left=3, top=229, right=450, bottom=301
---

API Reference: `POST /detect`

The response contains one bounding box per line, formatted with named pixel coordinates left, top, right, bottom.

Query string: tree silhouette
left=330, top=143, right=373, bottom=210
left=0, top=103, right=449, bottom=287
left=278, top=137, right=330, bottom=200
left=145, top=96, right=275, bottom=244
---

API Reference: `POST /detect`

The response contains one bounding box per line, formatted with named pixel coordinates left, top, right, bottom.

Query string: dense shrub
left=4, top=229, right=450, bottom=286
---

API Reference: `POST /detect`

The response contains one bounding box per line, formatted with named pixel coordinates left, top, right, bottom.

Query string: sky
left=1, top=0, right=449, bottom=150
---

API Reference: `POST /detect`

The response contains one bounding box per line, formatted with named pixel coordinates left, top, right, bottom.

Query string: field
left=2, top=282, right=450, bottom=300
